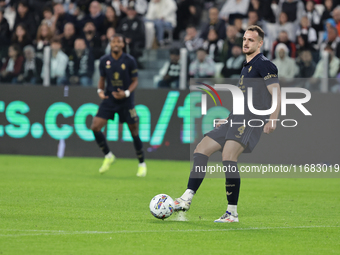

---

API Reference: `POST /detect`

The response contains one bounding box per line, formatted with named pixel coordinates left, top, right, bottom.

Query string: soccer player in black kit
left=174, top=25, right=281, bottom=222
left=90, top=34, right=147, bottom=177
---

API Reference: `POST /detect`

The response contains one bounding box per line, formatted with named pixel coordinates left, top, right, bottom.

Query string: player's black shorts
left=205, top=114, right=263, bottom=153
left=96, top=99, right=138, bottom=124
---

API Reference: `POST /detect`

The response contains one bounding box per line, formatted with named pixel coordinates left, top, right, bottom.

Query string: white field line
left=0, top=225, right=339, bottom=237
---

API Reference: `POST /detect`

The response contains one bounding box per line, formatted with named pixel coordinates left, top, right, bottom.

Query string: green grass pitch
left=0, top=155, right=339, bottom=254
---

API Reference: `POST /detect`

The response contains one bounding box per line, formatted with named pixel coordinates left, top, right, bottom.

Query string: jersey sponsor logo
left=264, top=73, right=278, bottom=80
left=106, top=60, right=111, bottom=69
left=121, top=63, right=126, bottom=70
left=114, top=72, right=120, bottom=80
left=248, top=66, right=252, bottom=73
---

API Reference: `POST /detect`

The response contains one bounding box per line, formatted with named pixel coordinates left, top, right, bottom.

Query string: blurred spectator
left=11, top=23, right=32, bottom=51
left=272, top=30, right=297, bottom=59
left=234, top=17, right=245, bottom=35
left=272, top=43, right=299, bottom=79
left=321, top=47, right=340, bottom=80
left=102, top=5, right=119, bottom=40
left=303, top=0, right=321, bottom=32
left=248, top=0, right=276, bottom=23
left=61, top=22, right=76, bottom=56
left=117, top=1, right=145, bottom=66
left=320, top=26, right=340, bottom=58
left=112, top=0, right=148, bottom=17
left=0, top=44, right=24, bottom=83
left=276, top=12, right=296, bottom=42
left=246, top=10, right=265, bottom=31
left=320, top=0, right=334, bottom=27
left=41, top=5, right=55, bottom=28
left=66, top=38, right=94, bottom=86
left=311, top=46, right=339, bottom=91
left=219, top=0, right=250, bottom=23
left=276, top=0, right=304, bottom=24
left=200, top=7, right=226, bottom=41
left=17, top=45, right=43, bottom=84
left=157, top=47, right=180, bottom=88
left=0, top=9, right=11, bottom=59
left=322, top=18, right=336, bottom=41
left=295, top=16, right=318, bottom=51
left=52, top=3, right=77, bottom=36
left=184, top=25, right=203, bottom=61
left=202, top=28, right=224, bottom=62
left=296, top=50, right=316, bottom=78
left=13, top=1, right=37, bottom=39
left=35, top=23, right=53, bottom=60
left=333, top=6, right=340, bottom=35
left=145, top=0, right=177, bottom=46
left=82, top=21, right=103, bottom=59
left=173, top=0, right=202, bottom=40
left=189, top=48, right=215, bottom=78
left=43, top=37, right=68, bottom=85
left=221, top=45, right=245, bottom=78
left=103, top=27, right=116, bottom=54
left=80, top=1, right=105, bottom=37
left=221, top=25, right=243, bottom=62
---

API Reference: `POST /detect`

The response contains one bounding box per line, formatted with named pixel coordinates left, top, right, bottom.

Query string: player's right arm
left=97, top=76, right=108, bottom=100
left=97, top=57, right=108, bottom=100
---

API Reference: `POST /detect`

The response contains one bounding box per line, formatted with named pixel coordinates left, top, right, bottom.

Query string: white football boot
left=214, top=211, right=239, bottom=223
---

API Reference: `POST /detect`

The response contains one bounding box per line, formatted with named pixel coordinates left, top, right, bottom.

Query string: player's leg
left=214, top=140, right=244, bottom=223
left=91, top=116, right=115, bottom=174
left=174, top=128, right=224, bottom=211
left=127, top=122, right=147, bottom=177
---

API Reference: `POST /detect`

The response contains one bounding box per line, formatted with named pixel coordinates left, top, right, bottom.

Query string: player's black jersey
left=238, top=53, right=279, bottom=118
left=99, top=52, right=138, bottom=106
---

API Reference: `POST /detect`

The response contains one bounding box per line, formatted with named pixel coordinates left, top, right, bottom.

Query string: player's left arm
left=264, top=83, right=281, bottom=134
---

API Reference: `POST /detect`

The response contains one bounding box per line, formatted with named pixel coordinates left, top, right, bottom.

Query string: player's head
left=242, top=25, right=264, bottom=55
left=110, top=33, right=125, bottom=54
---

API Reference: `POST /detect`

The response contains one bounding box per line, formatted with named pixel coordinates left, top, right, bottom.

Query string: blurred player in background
left=91, top=34, right=146, bottom=177
left=174, top=25, right=281, bottom=222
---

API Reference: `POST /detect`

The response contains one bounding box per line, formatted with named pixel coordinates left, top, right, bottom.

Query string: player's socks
left=223, top=160, right=240, bottom=208
left=227, top=205, right=238, bottom=216
left=136, top=162, right=147, bottom=177
left=181, top=189, right=195, bottom=201
left=187, top=153, right=209, bottom=192
left=105, top=151, right=114, bottom=158
left=132, top=135, right=144, bottom=163
left=93, top=131, right=110, bottom=155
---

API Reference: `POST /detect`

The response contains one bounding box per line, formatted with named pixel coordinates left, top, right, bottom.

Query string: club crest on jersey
left=248, top=66, right=252, bottom=73
left=106, top=60, right=111, bottom=69
left=121, top=63, right=126, bottom=70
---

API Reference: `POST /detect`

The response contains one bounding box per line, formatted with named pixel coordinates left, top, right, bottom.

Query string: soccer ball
left=149, top=194, right=174, bottom=219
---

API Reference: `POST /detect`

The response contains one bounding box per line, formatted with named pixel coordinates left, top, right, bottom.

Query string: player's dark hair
left=110, top=33, right=127, bottom=53
left=246, top=25, right=264, bottom=41
left=197, top=47, right=206, bottom=52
